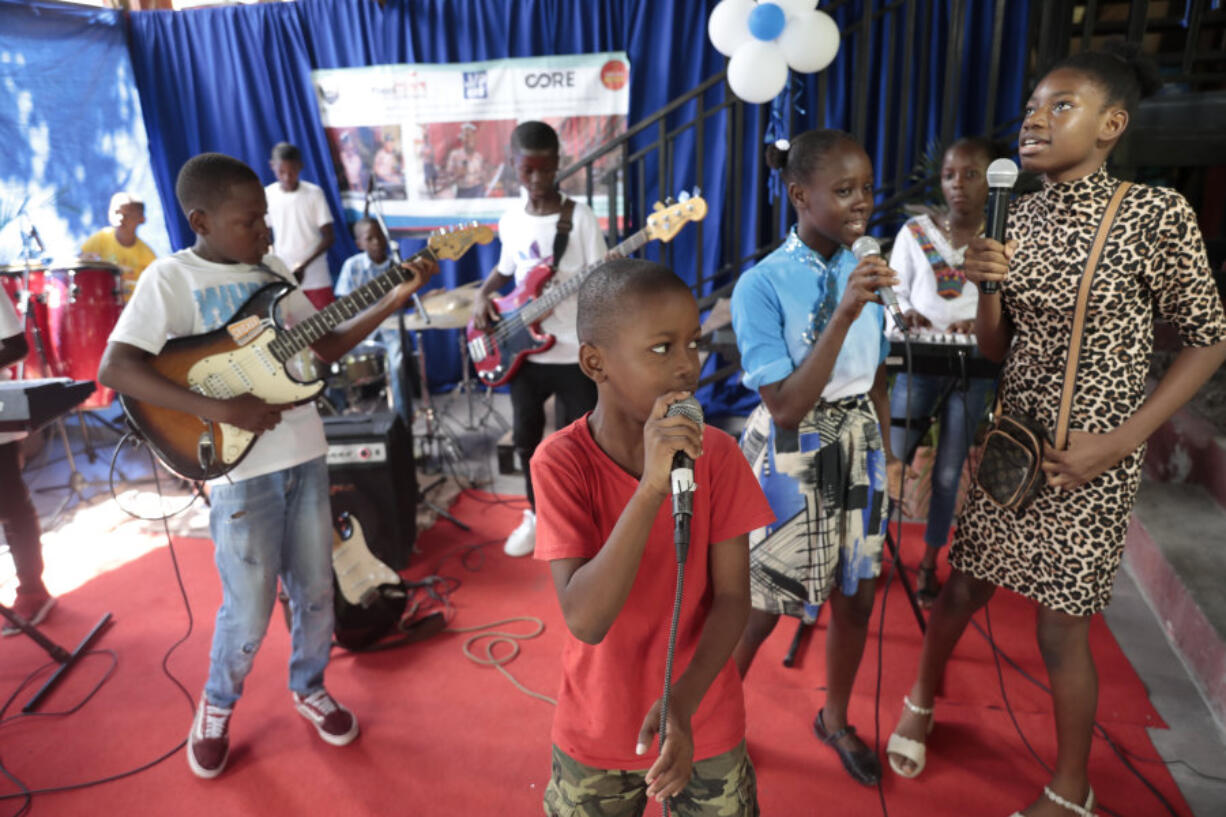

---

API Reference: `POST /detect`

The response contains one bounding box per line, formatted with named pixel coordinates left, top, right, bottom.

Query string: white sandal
left=886, top=696, right=934, bottom=779
left=1008, top=786, right=1096, bottom=817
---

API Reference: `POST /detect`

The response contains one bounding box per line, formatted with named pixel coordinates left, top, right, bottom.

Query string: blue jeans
left=204, top=457, right=333, bottom=707
left=890, top=373, right=995, bottom=549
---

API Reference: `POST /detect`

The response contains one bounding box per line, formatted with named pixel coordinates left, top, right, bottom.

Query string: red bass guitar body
left=465, top=260, right=558, bottom=387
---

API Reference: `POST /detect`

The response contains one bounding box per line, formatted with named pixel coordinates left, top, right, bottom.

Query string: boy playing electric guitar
left=99, top=152, right=436, bottom=779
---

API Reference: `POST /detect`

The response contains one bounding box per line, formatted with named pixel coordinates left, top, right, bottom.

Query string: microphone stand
left=365, top=191, right=470, bottom=531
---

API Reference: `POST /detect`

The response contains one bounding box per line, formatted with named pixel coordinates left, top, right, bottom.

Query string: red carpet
left=0, top=491, right=1192, bottom=816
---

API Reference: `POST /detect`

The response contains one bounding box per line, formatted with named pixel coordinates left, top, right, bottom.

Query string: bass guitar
left=466, top=192, right=707, bottom=386
left=122, top=223, right=493, bottom=480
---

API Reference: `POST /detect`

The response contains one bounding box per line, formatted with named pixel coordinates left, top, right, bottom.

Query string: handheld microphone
left=665, top=396, right=703, bottom=563
left=980, top=158, right=1019, bottom=294
left=851, top=236, right=907, bottom=333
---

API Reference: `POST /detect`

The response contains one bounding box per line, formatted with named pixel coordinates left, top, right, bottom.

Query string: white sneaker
left=503, top=509, right=536, bottom=557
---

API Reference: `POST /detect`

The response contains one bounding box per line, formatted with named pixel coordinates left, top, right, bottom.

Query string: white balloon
left=780, top=9, right=840, bottom=73
left=728, top=41, right=789, bottom=104
left=708, top=0, right=755, bottom=57
left=773, top=0, right=817, bottom=19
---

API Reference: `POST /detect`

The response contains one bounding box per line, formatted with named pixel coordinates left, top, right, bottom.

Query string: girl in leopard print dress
left=886, top=44, right=1226, bottom=817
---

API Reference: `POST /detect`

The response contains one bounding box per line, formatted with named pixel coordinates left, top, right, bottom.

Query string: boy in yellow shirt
left=80, top=192, right=158, bottom=300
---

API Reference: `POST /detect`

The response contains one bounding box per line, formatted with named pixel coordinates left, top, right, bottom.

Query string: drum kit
left=2, top=251, right=130, bottom=516
left=326, top=281, right=482, bottom=413
left=2, top=260, right=124, bottom=409
left=328, top=278, right=507, bottom=472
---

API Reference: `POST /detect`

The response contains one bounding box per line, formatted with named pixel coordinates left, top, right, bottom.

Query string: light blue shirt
left=335, top=252, right=393, bottom=297
left=731, top=226, right=889, bottom=400
left=335, top=252, right=398, bottom=347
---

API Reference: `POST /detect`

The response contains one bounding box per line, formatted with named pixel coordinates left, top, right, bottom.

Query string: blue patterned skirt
left=738, top=394, right=888, bottom=618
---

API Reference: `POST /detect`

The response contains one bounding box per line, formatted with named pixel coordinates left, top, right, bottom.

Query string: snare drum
left=1, top=264, right=58, bottom=380
left=45, top=262, right=124, bottom=409
left=330, top=342, right=387, bottom=389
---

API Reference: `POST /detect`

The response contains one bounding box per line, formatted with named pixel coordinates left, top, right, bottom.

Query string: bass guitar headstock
left=643, top=190, right=708, bottom=244
left=426, top=221, right=496, bottom=262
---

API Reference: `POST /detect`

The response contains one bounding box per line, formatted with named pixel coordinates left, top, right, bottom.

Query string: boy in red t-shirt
left=532, top=259, right=774, bottom=816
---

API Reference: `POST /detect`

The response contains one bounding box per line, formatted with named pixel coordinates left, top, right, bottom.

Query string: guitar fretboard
left=516, top=229, right=652, bottom=325
left=267, top=249, right=435, bottom=362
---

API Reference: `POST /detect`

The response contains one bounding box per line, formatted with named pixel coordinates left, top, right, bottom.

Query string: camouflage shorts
left=543, top=740, right=759, bottom=817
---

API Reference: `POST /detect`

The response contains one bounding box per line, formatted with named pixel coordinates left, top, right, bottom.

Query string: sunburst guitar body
left=121, top=223, right=493, bottom=480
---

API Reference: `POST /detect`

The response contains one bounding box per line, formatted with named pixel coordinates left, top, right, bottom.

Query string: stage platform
left=2, top=393, right=1224, bottom=815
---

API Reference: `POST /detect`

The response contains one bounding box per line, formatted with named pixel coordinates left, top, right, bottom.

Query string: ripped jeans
left=204, top=457, right=333, bottom=708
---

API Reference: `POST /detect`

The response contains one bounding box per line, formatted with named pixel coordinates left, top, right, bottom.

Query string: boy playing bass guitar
left=470, top=121, right=608, bottom=558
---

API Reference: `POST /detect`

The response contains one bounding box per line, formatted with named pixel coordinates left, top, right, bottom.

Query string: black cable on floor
left=977, top=605, right=1182, bottom=817
left=0, top=443, right=198, bottom=808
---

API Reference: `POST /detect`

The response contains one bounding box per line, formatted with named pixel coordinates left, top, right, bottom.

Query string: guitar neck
left=269, top=248, right=435, bottom=362
left=518, top=229, right=653, bottom=324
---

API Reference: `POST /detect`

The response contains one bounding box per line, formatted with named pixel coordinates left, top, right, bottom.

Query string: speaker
left=323, top=412, right=417, bottom=570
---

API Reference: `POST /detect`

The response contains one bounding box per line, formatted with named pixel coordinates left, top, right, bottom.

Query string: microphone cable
left=872, top=326, right=914, bottom=817
left=658, top=541, right=687, bottom=817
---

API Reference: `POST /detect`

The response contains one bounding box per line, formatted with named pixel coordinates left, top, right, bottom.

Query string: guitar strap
left=549, top=197, right=576, bottom=271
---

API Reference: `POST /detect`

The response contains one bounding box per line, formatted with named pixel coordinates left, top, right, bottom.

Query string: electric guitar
left=121, top=223, right=493, bottom=480
left=331, top=512, right=408, bottom=651
left=466, top=192, right=708, bottom=386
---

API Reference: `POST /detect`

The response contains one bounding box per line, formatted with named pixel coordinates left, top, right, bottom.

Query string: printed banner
left=312, top=52, right=630, bottom=233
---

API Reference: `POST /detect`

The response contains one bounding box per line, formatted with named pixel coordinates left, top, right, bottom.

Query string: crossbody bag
left=974, top=181, right=1131, bottom=512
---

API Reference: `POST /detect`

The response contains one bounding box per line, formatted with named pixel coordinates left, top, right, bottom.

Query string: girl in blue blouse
left=730, top=130, right=901, bottom=786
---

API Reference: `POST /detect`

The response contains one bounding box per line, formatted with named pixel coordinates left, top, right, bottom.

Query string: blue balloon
left=748, top=2, right=787, bottom=42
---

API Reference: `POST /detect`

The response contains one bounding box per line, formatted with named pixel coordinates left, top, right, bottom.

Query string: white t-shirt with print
left=0, top=293, right=27, bottom=444
left=265, top=180, right=334, bottom=291
left=108, top=250, right=327, bottom=484
left=495, top=193, right=607, bottom=365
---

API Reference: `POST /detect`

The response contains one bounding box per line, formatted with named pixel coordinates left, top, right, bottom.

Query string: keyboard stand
left=0, top=604, right=112, bottom=713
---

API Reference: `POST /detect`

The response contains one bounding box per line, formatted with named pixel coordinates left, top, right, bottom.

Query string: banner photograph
left=312, top=52, right=630, bottom=233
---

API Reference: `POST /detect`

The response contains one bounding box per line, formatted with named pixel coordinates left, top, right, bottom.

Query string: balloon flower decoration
left=709, top=0, right=841, bottom=104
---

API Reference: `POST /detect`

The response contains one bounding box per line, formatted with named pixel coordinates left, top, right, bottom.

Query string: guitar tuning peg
left=693, top=186, right=702, bottom=197
left=664, top=196, right=675, bottom=205
left=678, top=191, right=690, bottom=202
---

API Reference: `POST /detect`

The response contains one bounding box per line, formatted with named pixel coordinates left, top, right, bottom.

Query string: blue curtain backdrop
left=0, top=0, right=170, bottom=265
left=121, top=0, right=1029, bottom=394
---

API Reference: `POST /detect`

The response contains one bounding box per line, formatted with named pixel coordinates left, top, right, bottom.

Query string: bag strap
left=1053, top=181, right=1131, bottom=450
left=550, top=197, right=576, bottom=271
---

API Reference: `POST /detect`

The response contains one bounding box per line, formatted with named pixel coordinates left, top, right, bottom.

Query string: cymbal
left=380, top=281, right=481, bottom=331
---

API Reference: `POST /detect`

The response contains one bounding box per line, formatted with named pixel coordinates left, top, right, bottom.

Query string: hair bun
left=1103, top=40, right=1163, bottom=99
left=764, top=139, right=790, bottom=171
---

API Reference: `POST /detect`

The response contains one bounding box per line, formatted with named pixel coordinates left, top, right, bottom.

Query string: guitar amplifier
left=323, top=413, right=416, bottom=570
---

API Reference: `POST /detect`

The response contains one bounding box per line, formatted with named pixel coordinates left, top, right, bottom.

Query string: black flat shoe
left=814, top=708, right=882, bottom=786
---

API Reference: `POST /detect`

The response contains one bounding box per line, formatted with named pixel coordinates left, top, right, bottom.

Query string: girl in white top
left=886, top=138, right=1004, bottom=606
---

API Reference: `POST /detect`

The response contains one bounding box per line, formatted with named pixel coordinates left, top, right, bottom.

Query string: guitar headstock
left=643, top=191, right=708, bottom=244
left=427, top=222, right=496, bottom=261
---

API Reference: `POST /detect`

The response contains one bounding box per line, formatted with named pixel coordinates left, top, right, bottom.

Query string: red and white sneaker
left=187, top=697, right=232, bottom=779
left=293, top=689, right=359, bottom=746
